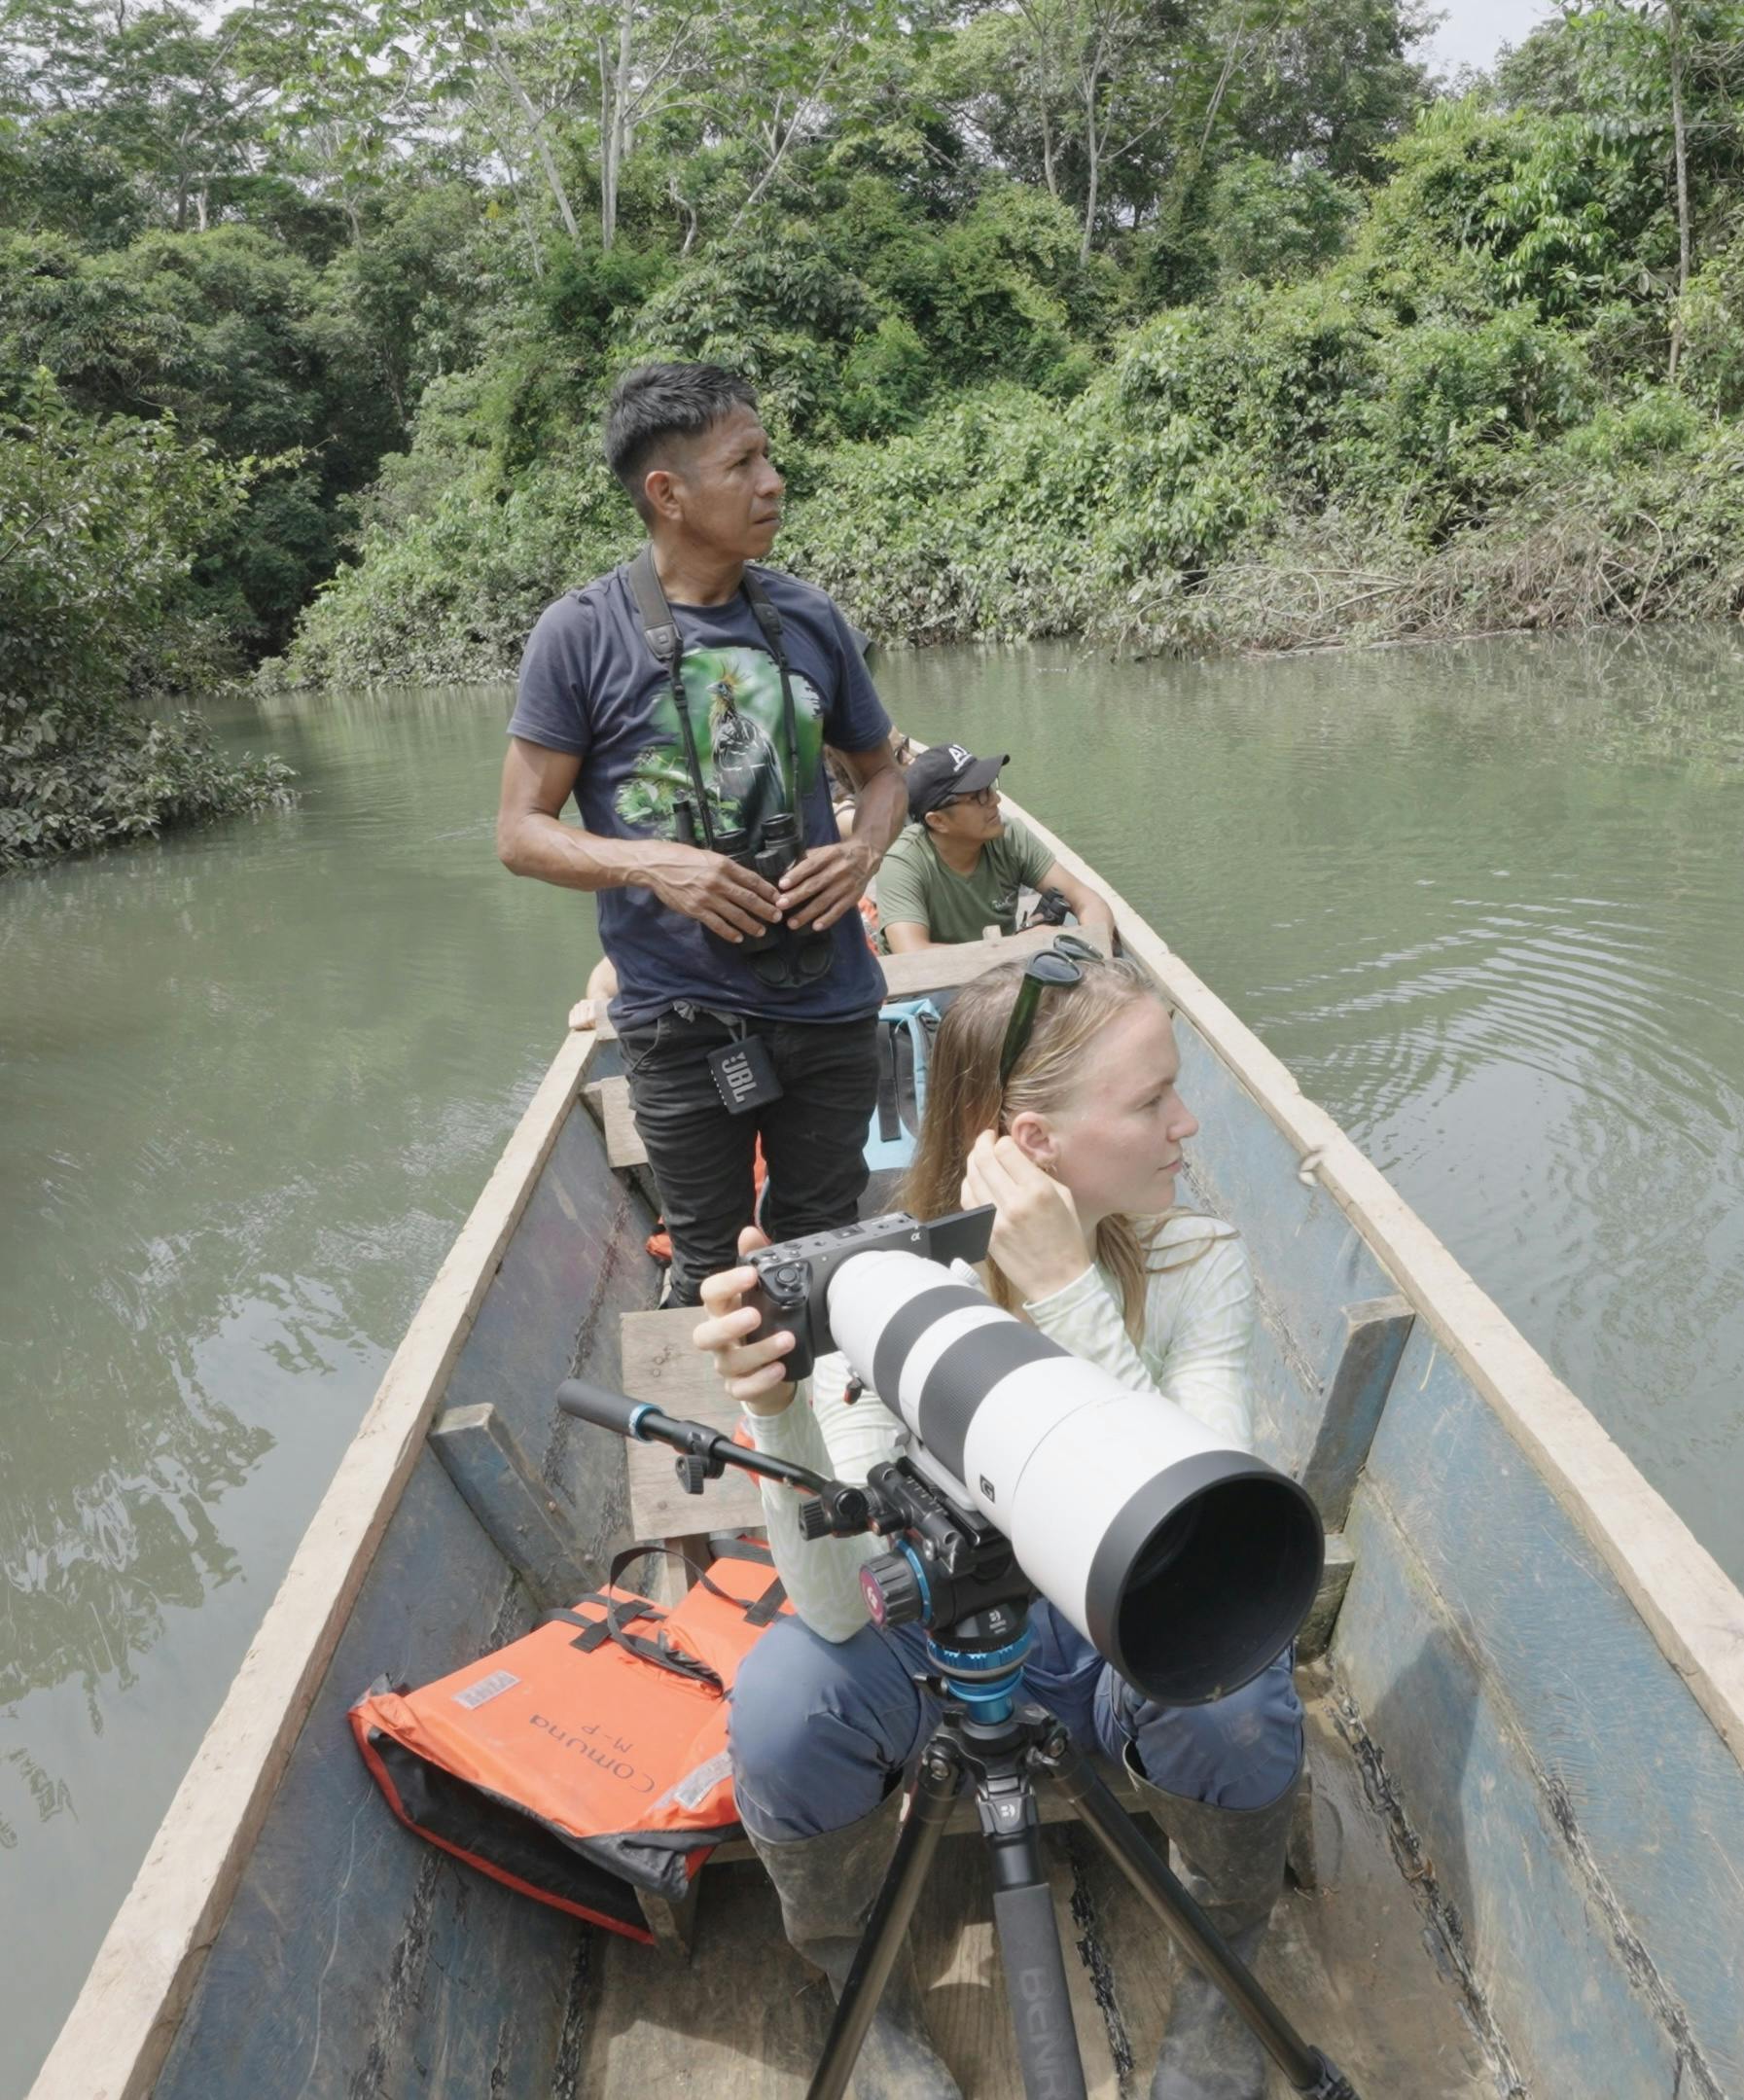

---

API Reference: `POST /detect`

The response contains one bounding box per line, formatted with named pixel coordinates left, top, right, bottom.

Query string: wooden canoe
left=28, top=801, right=1744, bottom=2100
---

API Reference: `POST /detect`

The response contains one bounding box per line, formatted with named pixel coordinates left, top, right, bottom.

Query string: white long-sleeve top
left=744, top=1217, right=1255, bottom=1642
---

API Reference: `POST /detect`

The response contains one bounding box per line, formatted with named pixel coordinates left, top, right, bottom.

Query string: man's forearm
left=501, top=810, right=682, bottom=894
left=1081, top=890, right=1117, bottom=937
left=851, top=763, right=908, bottom=866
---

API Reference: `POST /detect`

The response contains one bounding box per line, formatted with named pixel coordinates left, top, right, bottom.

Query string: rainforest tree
left=16, top=0, right=1744, bottom=854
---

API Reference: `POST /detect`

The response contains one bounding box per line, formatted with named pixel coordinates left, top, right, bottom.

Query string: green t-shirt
left=875, top=813, right=1056, bottom=949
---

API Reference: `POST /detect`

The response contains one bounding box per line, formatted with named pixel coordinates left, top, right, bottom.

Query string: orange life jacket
left=349, top=1540, right=791, bottom=1942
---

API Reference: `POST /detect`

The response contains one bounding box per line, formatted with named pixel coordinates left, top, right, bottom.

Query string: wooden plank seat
left=621, top=1306, right=765, bottom=1557
left=585, top=924, right=1103, bottom=1169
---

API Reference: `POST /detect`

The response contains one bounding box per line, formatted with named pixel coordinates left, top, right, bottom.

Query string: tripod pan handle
left=556, top=1379, right=654, bottom=1438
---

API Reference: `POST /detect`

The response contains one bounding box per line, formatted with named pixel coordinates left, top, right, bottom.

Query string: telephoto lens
left=826, top=1250, right=1324, bottom=1706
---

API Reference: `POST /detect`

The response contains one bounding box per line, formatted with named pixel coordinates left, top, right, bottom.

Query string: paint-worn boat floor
left=578, top=1663, right=1503, bottom=2098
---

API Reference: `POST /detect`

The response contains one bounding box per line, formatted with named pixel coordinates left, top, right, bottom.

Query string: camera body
left=743, top=1207, right=995, bottom=1382
left=1023, top=887, right=1073, bottom=929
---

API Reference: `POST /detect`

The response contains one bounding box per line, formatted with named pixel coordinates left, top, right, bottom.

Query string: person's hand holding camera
left=961, top=1130, right=1093, bottom=1304
left=694, top=1225, right=799, bottom=1416
left=646, top=843, right=783, bottom=943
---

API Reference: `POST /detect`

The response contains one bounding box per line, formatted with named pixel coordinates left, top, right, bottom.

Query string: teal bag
left=865, top=998, right=941, bottom=1171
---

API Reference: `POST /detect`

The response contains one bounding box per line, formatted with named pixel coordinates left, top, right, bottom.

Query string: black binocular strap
left=626, top=548, right=807, bottom=853
left=737, top=570, right=806, bottom=852
left=627, top=549, right=718, bottom=850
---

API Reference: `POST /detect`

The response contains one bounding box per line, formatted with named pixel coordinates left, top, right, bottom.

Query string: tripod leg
left=981, top=1775, right=1087, bottom=2100
left=1047, top=1753, right=1360, bottom=2100
left=805, top=1742, right=962, bottom=2100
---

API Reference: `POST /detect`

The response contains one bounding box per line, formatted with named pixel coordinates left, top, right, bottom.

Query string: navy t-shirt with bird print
left=510, top=562, right=891, bottom=1029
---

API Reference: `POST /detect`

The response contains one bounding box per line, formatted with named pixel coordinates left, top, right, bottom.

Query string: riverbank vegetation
left=6, top=2, right=1744, bottom=859
left=0, top=369, right=293, bottom=868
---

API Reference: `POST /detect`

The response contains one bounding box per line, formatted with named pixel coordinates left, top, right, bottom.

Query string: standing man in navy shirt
left=497, top=364, right=906, bottom=1303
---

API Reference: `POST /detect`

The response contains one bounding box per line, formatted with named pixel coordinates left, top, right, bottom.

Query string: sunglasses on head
left=997, top=933, right=1104, bottom=1087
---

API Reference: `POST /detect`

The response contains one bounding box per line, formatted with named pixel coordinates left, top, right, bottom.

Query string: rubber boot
left=1126, top=1745, right=1305, bottom=2100
left=747, top=1787, right=963, bottom=2100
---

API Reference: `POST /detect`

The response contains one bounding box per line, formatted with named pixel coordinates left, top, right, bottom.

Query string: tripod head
left=555, top=1380, right=1041, bottom=1718
left=853, top=1455, right=1040, bottom=1726
left=558, top=1378, right=1360, bottom=2100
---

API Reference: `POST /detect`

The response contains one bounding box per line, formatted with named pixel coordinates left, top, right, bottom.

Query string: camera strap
left=626, top=548, right=806, bottom=854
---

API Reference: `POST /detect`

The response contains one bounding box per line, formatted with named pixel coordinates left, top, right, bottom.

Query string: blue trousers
left=729, top=1599, right=1302, bottom=1843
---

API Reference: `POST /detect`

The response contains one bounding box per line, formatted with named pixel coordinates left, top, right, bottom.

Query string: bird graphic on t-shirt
left=706, top=664, right=786, bottom=837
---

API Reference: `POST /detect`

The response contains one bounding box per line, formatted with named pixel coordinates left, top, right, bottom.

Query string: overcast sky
left=1423, top=1, right=1557, bottom=80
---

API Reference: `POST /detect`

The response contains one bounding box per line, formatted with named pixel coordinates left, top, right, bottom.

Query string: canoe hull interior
left=41, top=888, right=1744, bottom=2100
left=153, top=1093, right=655, bottom=2100
left=1339, top=1326, right=1744, bottom=2099
left=1174, top=1007, right=1744, bottom=2100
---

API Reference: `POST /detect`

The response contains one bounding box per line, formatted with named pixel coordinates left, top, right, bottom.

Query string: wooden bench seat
left=621, top=1305, right=765, bottom=1551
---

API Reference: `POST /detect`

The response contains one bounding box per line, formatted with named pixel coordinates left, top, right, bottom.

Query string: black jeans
left=618, top=1005, right=881, bottom=1306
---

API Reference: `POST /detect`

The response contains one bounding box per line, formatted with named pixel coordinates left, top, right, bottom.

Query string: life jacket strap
left=691, top=1535, right=788, bottom=1622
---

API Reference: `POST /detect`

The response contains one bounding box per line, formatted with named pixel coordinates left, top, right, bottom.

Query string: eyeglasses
left=943, top=785, right=998, bottom=809
left=998, top=934, right=1103, bottom=1087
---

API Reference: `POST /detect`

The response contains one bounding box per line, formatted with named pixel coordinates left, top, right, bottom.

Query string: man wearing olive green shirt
left=874, top=742, right=1116, bottom=952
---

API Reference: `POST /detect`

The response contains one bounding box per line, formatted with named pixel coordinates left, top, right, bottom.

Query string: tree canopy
left=8, top=1, right=1744, bottom=860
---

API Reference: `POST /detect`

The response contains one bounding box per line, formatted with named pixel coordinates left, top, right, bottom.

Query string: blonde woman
left=695, top=953, right=1303, bottom=2100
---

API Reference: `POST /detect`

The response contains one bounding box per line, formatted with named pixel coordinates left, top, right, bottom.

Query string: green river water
left=2, top=626, right=1741, bottom=2091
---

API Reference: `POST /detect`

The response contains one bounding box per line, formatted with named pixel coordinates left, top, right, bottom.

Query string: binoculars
left=714, top=812, right=801, bottom=962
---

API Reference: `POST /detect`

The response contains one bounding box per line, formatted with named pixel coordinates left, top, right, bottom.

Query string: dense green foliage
left=8, top=0, right=1744, bottom=852
left=0, top=370, right=293, bottom=869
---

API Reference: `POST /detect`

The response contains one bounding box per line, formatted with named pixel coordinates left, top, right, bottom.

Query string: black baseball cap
left=907, top=743, right=1010, bottom=819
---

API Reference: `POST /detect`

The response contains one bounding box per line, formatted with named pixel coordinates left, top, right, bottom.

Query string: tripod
left=807, top=1601, right=1359, bottom=2100
left=549, top=1382, right=1358, bottom=2100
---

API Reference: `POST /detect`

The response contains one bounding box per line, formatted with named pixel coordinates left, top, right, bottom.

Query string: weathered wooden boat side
left=28, top=1033, right=658, bottom=2100
left=1023, top=805, right=1744, bottom=2100
left=27, top=808, right=1744, bottom=2100
left=144, top=1071, right=657, bottom=2100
